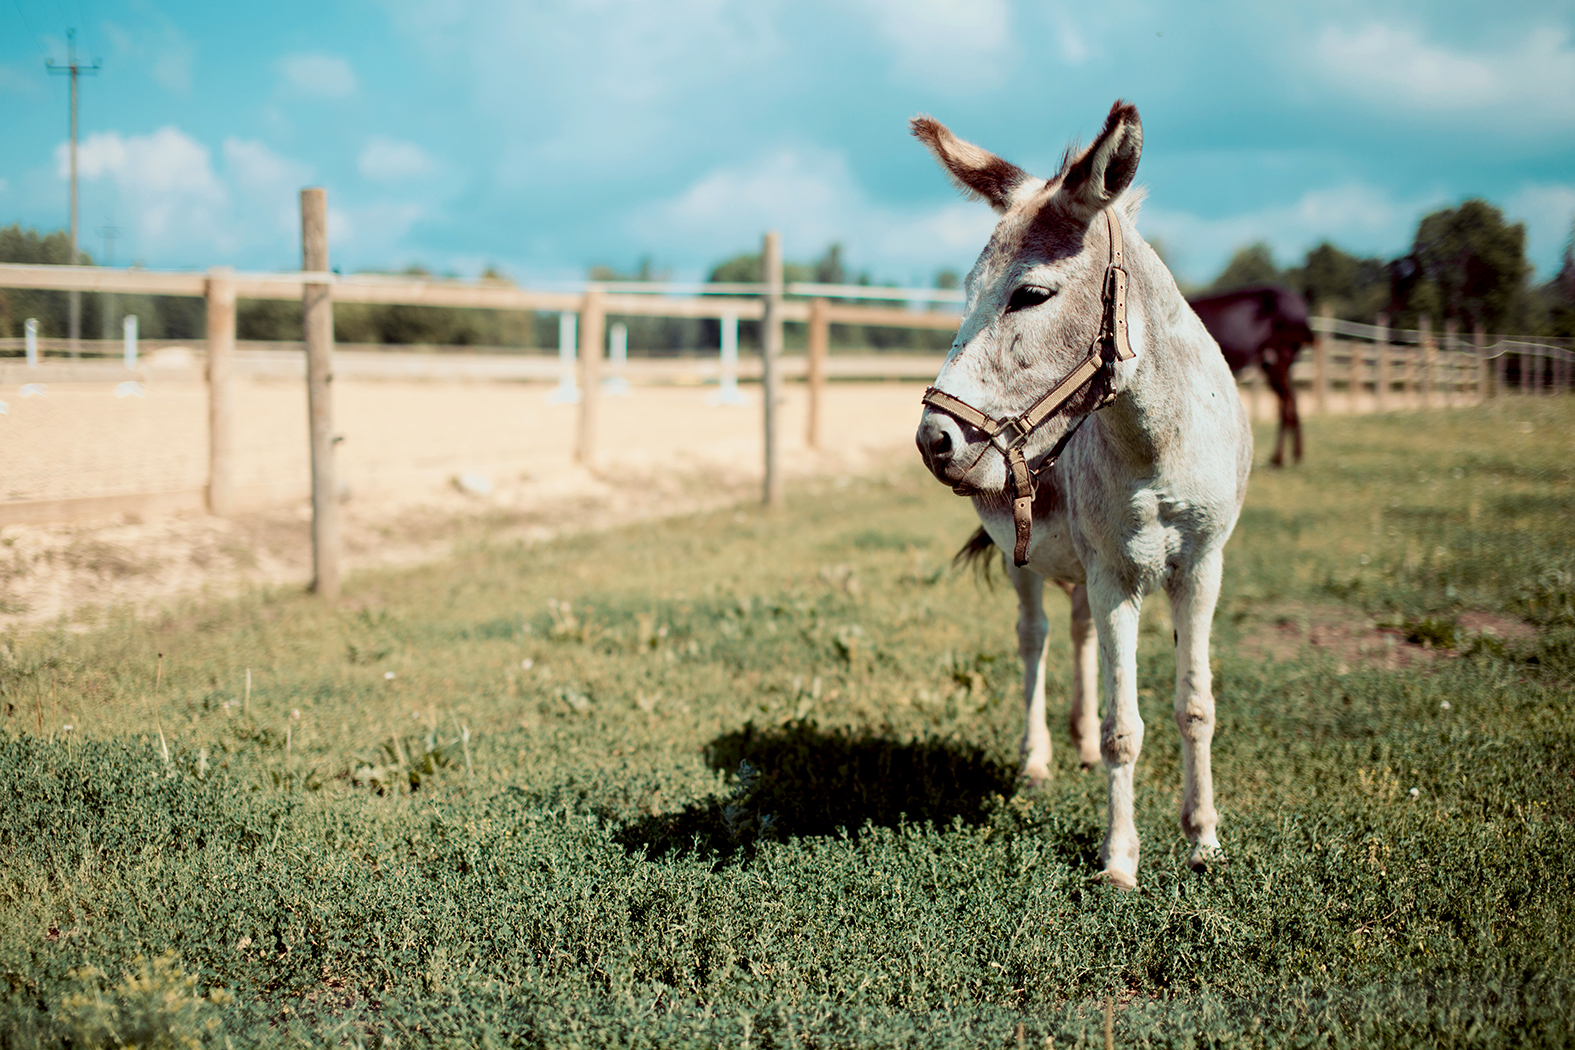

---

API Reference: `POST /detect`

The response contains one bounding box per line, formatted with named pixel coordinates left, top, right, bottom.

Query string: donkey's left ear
left=1057, top=100, right=1142, bottom=222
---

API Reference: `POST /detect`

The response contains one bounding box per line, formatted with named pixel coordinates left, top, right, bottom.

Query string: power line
left=6, top=0, right=46, bottom=50
left=46, top=26, right=99, bottom=356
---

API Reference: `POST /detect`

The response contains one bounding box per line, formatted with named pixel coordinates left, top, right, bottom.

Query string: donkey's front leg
left=1064, top=583, right=1101, bottom=769
left=1090, top=582, right=1145, bottom=888
left=1007, top=560, right=1052, bottom=785
left=1169, top=548, right=1224, bottom=867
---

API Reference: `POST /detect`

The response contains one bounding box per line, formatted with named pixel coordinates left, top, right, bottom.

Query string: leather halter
left=921, top=208, right=1136, bottom=567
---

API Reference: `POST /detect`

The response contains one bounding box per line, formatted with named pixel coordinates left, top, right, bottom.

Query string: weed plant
left=0, top=399, right=1571, bottom=1047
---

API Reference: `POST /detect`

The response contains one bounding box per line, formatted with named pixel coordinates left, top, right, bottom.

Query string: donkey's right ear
left=911, top=116, right=1034, bottom=214
left=1056, top=101, right=1142, bottom=223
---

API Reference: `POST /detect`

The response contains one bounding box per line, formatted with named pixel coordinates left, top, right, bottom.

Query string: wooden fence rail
left=4, top=247, right=1571, bottom=547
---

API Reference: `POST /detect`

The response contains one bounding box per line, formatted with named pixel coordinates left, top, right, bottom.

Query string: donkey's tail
left=954, top=526, right=999, bottom=582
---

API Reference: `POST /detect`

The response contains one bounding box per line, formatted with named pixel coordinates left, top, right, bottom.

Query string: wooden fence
left=1296, top=308, right=1575, bottom=414
left=4, top=197, right=1571, bottom=591
left=0, top=191, right=966, bottom=592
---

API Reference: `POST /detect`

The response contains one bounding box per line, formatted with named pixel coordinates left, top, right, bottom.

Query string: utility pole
left=47, top=29, right=99, bottom=358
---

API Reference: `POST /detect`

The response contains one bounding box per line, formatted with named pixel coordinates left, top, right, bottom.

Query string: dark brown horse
left=1187, top=284, right=1313, bottom=466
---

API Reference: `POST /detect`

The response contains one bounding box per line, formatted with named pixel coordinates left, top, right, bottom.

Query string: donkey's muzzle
left=919, top=415, right=951, bottom=472
left=916, top=411, right=970, bottom=487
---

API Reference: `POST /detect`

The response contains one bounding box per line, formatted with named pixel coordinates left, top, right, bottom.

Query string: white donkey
left=913, top=101, right=1252, bottom=889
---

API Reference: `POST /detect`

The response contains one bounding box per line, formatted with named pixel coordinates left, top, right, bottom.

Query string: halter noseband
left=921, top=208, right=1136, bottom=567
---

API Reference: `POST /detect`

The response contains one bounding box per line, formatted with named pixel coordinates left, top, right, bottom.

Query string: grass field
left=2, top=398, right=1572, bottom=1048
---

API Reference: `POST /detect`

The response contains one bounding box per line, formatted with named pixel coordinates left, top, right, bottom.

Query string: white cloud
left=1313, top=24, right=1575, bottom=126
left=358, top=137, right=436, bottom=182
left=49, top=126, right=333, bottom=266
left=276, top=53, right=358, bottom=98
left=1050, top=7, right=1090, bottom=65
left=331, top=201, right=425, bottom=263
left=223, top=138, right=315, bottom=243
left=224, top=138, right=313, bottom=195
left=1142, top=182, right=1450, bottom=286
left=61, top=127, right=229, bottom=257
left=632, top=145, right=996, bottom=279
left=1505, top=183, right=1575, bottom=278
left=862, top=0, right=1013, bottom=91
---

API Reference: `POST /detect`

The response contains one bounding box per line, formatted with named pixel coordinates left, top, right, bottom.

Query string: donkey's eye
left=1006, top=285, right=1054, bottom=313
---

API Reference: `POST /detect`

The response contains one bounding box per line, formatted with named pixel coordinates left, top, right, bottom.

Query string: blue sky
left=2, top=0, right=1572, bottom=287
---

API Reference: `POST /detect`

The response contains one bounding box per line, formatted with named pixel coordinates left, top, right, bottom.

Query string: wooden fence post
left=806, top=297, right=828, bottom=449
left=577, top=288, right=604, bottom=466
left=1477, top=324, right=1493, bottom=400
left=205, top=266, right=236, bottom=516
left=1355, top=331, right=1369, bottom=413
left=761, top=231, right=783, bottom=508
left=301, top=187, right=340, bottom=599
left=1416, top=315, right=1432, bottom=409
left=1313, top=303, right=1330, bottom=414
left=1374, top=313, right=1389, bottom=412
left=1443, top=319, right=1458, bottom=408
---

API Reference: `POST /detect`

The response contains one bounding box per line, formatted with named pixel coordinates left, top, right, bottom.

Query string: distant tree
left=0, top=223, right=98, bottom=339
left=588, top=256, right=703, bottom=356
left=1207, top=242, right=1280, bottom=293
left=1284, top=241, right=1390, bottom=321
left=236, top=298, right=297, bottom=342
left=814, top=244, right=846, bottom=286
left=934, top=269, right=960, bottom=290
left=706, top=250, right=814, bottom=285
left=590, top=255, right=662, bottom=284
left=706, top=247, right=817, bottom=351
left=0, top=223, right=79, bottom=265
left=1535, top=218, right=1575, bottom=338
left=1410, top=198, right=1529, bottom=333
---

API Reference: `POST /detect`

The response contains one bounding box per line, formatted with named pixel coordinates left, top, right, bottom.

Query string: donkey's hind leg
left=1168, top=547, right=1225, bottom=868
left=1064, top=582, right=1101, bottom=769
left=1007, top=559, right=1053, bottom=786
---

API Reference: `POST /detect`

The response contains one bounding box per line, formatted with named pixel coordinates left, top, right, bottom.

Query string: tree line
left=1200, top=199, right=1575, bottom=338
left=5, top=196, right=1572, bottom=350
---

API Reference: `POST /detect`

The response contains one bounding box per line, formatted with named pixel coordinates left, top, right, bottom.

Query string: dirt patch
left=1235, top=602, right=1536, bottom=672
left=1237, top=604, right=1442, bottom=672
left=1456, top=610, right=1537, bottom=644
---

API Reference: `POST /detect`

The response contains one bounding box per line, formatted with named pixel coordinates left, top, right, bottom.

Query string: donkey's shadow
left=614, top=721, right=1024, bottom=863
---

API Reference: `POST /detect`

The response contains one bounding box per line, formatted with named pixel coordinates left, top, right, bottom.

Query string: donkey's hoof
left=1096, top=868, right=1138, bottom=891
left=1187, top=843, right=1224, bottom=872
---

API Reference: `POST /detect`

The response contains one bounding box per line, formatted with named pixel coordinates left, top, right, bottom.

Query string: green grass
left=1, top=398, right=1572, bottom=1048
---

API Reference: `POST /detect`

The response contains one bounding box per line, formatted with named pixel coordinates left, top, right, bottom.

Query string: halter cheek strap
left=921, top=208, right=1136, bottom=566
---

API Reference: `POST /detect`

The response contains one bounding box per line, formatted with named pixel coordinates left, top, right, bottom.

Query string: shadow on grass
left=614, top=720, right=1019, bottom=863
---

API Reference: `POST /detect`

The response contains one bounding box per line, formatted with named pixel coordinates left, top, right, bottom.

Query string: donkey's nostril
left=917, top=417, right=955, bottom=468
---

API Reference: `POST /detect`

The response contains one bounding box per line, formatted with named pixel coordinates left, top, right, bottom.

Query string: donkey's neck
left=1088, top=239, right=1216, bottom=470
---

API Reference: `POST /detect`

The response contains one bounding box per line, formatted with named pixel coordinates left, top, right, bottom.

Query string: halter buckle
left=990, top=417, right=1030, bottom=452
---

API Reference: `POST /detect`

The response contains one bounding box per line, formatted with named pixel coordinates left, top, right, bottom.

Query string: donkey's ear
left=1057, top=100, right=1142, bottom=222
left=911, top=115, right=1034, bottom=214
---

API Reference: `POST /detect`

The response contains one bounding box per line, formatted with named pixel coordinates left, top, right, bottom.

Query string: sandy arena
left=0, top=376, right=929, bottom=628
